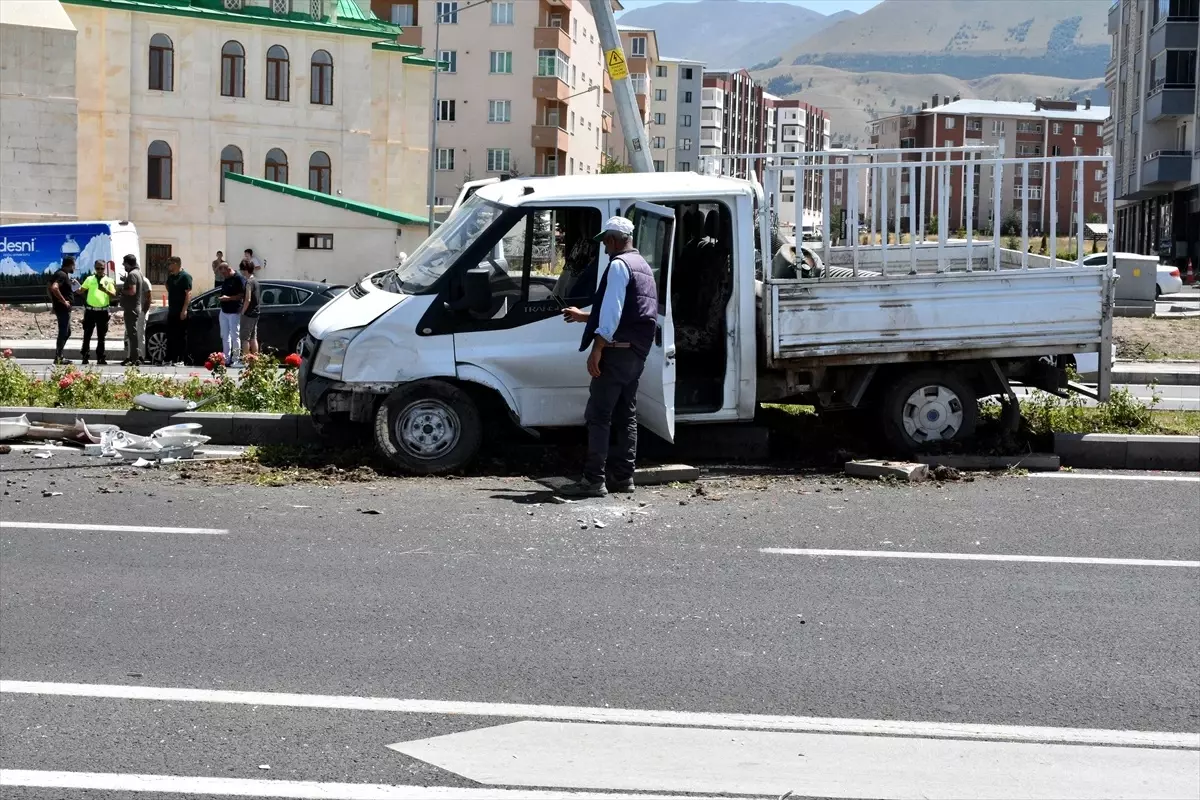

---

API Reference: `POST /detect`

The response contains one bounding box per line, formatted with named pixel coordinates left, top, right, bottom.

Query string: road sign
left=605, top=48, right=628, bottom=81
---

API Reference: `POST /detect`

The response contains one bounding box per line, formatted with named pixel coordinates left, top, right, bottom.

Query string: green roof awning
left=225, top=172, right=429, bottom=226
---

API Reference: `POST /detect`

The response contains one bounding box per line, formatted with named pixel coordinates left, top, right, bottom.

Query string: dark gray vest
left=579, top=250, right=659, bottom=359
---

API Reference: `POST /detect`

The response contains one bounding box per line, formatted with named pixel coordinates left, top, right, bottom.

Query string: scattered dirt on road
left=1113, top=316, right=1200, bottom=361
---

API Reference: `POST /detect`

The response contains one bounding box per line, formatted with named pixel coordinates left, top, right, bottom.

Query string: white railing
left=703, top=147, right=1114, bottom=283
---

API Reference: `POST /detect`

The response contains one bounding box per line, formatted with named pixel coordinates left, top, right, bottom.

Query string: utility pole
left=589, top=0, right=654, bottom=174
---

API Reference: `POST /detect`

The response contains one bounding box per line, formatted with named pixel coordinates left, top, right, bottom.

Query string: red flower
left=1, top=348, right=12, bottom=359
left=204, top=360, right=215, bottom=371
left=283, top=353, right=302, bottom=368
left=58, top=377, right=73, bottom=390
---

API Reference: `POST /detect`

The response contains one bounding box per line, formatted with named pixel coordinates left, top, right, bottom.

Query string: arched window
left=308, top=151, right=331, bottom=193
left=219, top=144, right=244, bottom=202
left=310, top=50, right=333, bottom=105
left=220, top=40, right=245, bottom=98
left=265, top=148, right=288, bottom=183
left=149, top=33, right=174, bottom=91
left=265, top=44, right=289, bottom=102
left=147, top=140, right=172, bottom=199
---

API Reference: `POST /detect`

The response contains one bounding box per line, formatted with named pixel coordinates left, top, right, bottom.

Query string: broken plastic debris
left=132, top=458, right=154, bottom=468
left=257, top=765, right=270, bottom=771
left=33, top=451, right=52, bottom=459
left=42, top=491, right=63, bottom=497
left=358, top=508, right=381, bottom=515
left=592, top=519, right=606, bottom=529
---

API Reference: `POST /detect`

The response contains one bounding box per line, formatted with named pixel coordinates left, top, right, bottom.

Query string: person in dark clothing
left=164, top=256, right=192, bottom=365
left=559, top=216, right=659, bottom=498
left=49, top=256, right=76, bottom=364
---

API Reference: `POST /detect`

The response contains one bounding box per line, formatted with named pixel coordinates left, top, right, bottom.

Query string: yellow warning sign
left=605, top=48, right=629, bottom=81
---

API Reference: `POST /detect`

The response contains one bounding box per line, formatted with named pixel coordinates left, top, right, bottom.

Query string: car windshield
left=383, top=194, right=508, bottom=294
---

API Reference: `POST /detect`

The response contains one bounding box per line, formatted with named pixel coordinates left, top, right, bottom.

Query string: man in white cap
left=560, top=215, right=659, bottom=498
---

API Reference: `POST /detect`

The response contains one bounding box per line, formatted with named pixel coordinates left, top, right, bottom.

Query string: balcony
left=1108, top=0, right=1122, bottom=35
left=532, top=76, right=570, bottom=102
left=1145, top=83, right=1197, bottom=120
left=534, top=26, right=571, bottom=56
left=531, top=125, right=569, bottom=151
left=1148, top=18, right=1199, bottom=56
left=1142, top=150, right=1193, bottom=186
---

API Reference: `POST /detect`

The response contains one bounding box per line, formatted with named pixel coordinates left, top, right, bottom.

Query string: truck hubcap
left=901, top=385, right=964, bottom=443
left=396, top=401, right=460, bottom=460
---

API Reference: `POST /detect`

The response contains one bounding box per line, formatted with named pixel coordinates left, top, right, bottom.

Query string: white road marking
left=0, top=521, right=228, bottom=535
left=390, top=720, right=1200, bottom=800
left=1029, top=473, right=1200, bottom=483
left=0, top=770, right=715, bottom=800
left=761, top=548, right=1200, bottom=568
left=1, top=680, right=1195, bottom=749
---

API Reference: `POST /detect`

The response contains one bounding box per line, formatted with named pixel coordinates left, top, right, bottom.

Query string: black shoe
left=54, top=357, right=73, bottom=365
left=608, top=478, right=635, bottom=494
left=81, top=356, right=89, bottom=365
left=97, top=358, right=108, bottom=365
left=120, top=359, right=134, bottom=366
left=558, top=478, right=608, bottom=499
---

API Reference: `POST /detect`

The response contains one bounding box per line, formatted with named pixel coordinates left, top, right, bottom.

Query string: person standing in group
left=217, top=262, right=244, bottom=366
left=239, top=260, right=261, bottom=359
left=79, top=260, right=117, bottom=365
left=559, top=216, right=659, bottom=498
left=119, top=254, right=147, bottom=366
left=164, top=256, right=192, bottom=366
left=212, top=250, right=225, bottom=289
left=239, top=249, right=261, bottom=275
left=48, top=255, right=76, bottom=365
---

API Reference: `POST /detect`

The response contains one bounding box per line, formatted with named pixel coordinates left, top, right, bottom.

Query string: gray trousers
left=124, top=309, right=144, bottom=361
left=583, top=348, right=647, bottom=484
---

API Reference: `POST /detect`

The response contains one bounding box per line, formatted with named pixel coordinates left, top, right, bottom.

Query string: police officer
left=79, top=260, right=117, bottom=365
left=560, top=216, right=659, bottom=498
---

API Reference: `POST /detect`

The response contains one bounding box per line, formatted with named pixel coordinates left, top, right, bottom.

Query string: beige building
left=604, top=24, right=655, bottom=169
left=0, top=0, right=79, bottom=225
left=8, top=0, right=433, bottom=282
left=649, top=55, right=703, bottom=172
left=395, top=0, right=612, bottom=204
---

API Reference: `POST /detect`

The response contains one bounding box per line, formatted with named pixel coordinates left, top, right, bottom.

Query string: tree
left=600, top=155, right=632, bottom=174
left=508, top=158, right=524, bottom=178
left=454, top=167, right=475, bottom=196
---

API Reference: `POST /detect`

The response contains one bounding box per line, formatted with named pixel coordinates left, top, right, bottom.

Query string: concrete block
left=1054, top=433, right=1129, bottom=469
left=231, top=413, right=298, bottom=446
left=172, top=412, right=233, bottom=444
left=1125, top=435, right=1200, bottom=471
left=845, top=460, right=929, bottom=482
left=634, top=464, right=700, bottom=485
left=919, top=454, right=1060, bottom=472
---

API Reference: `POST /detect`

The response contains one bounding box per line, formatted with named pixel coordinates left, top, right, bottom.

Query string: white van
left=0, top=220, right=139, bottom=304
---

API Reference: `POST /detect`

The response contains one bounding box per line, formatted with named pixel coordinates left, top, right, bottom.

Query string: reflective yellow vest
left=81, top=275, right=115, bottom=309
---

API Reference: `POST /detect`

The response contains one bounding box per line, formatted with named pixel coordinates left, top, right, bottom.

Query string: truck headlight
left=312, top=327, right=363, bottom=379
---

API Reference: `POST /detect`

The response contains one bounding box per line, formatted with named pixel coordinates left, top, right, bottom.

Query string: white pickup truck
left=299, top=149, right=1115, bottom=473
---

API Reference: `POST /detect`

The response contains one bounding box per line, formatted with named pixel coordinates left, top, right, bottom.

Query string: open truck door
left=626, top=201, right=677, bottom=444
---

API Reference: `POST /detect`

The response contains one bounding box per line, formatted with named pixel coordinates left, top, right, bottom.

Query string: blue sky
left=617, top=0, right=883, bottom=16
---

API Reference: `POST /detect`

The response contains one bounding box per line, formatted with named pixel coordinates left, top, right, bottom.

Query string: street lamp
left=427, top=0, right=493, bottom=233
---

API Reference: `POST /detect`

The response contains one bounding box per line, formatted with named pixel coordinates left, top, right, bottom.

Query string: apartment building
left=393, top=0, right=610, bottom=204
left=1106, top=0, right=1198, bottom=265
left=649, top=56, right=703, bottom=172
left=701, top=69, right=764, bottom=177
left=871, top=96, right=1110, bottom=235
left=604, top=24, right=656, bottom=168
left=772, top=99, right=832, bottom=230
left=4, top=0, right=434, bottom=279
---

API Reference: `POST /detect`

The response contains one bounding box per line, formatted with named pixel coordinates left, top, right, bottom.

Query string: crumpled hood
left=308, top=274, right=407, bottom=340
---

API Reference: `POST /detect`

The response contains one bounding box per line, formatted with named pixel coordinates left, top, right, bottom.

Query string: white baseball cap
left=593, top=215, right=635, bottom=242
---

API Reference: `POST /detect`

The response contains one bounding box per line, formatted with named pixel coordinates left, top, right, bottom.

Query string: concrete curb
left=1054, top=433, right=1200, bottom=471
left=0, top=407, right=315, bottom=446
left=918, top=454, right=1061, bottom=472
left=1111, top=368, right=1200, bottom=387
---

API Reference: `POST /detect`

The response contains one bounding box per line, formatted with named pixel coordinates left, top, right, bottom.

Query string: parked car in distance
left=145, top=279, right=346, bottom=365
left=1081, top=253, right=1183, bottom=297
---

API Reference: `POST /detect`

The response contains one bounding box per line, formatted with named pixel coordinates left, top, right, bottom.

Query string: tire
left=288, top=330, right=305, bottom=355
left=145, top=326, right=168, bottom=364
left=880, top=369, right=978, bottom=453
left=373, top=380, right=482, bottom=475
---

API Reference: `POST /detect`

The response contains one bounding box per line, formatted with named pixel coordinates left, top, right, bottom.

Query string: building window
left=680, top=114, right=692, bottom=127
left=945, top=117, right=956, bottom=129
left=309, top=0, right=323, bottom=19
left=1030, top=167, right=1042, bottom=178
left=1093, top=191, right=1102, bottom=203
left=219, top=144, right=243, bottom=202
left=147, top=140, right=172, bottom=200
left=1016, top=121, right=1042, bottom=133
left=1073, top=145, right=1083, bottom=156
left=570, top=111, right=575, bottom=132
left=490, top=0, right=513, bottom=24
left=265, top=148, right=288, bottom=183
left=900, top=137, right=916, bottom=148
left=390, top=3, right=414, bottom=25
left=653, top=159, right=665, bottom=172
left=224, top=0, right=243, bottom=8
left=1016, top=143, right=1042, bottom=156
left=220, top=40, right=245, bottom=97
left=1095, top=169, right=1105, bottom=181
left=435, top=148, right=454, bottom=171
left=484, top=148, right=510, bottom=173
left=437, top=99, right=455, bottom=121
left=1052, top=122, right=1063, bottom=135
left=148, top=33, right=174, bottom=91
left=488, top=99, right=511, bottom=123
left=631, top=36, right=646, bottom=56
left=572, top=18, right=577, bottom=39
left=297, top=233, right=334, bottom=250
left=1096, top=124, right=1103, bottom=136
left=651, top=136, right=666, bottom=148
left=654, top=112, right=666, bottom=125
left=683, top=91, right=692, bottom=103
left=1073, top=124, right=1084, bottom=136
left=435, top=0, right=458, bottom=23
left=679, top=138, right=692, bottom=151
left=308, top=151, right=331, bottom=192
left=537, top=49, right=569, bottom=81
left=310, top=50, right=333, bottom=105
left=488, top=50, right=512, bottom=74
left=678, top=160, right=691, bottom=171
left=682, top=67, right=693, bottom=80
left=944, top=139, right=954, bottom=148
left=266, top=45, right=290, bottom=101
left=991, top=120, right=1005, bottom=135
left=655, top=65, right=667, bottom=78
left=438, top=50, right=456, bottom=73
left=271, top=0, right=291, bottom=12
left=654, top=88, right=667, bottom=101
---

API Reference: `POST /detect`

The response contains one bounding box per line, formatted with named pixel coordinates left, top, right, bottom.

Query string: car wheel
left=288, top=330, right=305, bottom=356
left=373, top=380, right=482, bottom=475
left=881, top=369, right=978, bottom=453
left=145, top=327, right=168, bottom=364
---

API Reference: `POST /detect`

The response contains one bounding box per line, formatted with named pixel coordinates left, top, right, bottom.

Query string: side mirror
left=464, top=267, right=492, bottom=314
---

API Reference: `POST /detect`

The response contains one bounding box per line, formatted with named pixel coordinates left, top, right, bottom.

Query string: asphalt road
left=1, top=456, right=1197, bottom=798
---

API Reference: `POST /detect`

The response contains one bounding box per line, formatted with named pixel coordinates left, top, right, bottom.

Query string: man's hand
left=587, top=346, right=602, bottom=378
left=179, top=308, right=188, bottom=321
left=562, top=307, right=588, bottom=324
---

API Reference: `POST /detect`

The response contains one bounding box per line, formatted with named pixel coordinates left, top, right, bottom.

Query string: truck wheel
left=881, top=369, right=978, bottom=452
left=373, top=380, right=482, bottom=475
